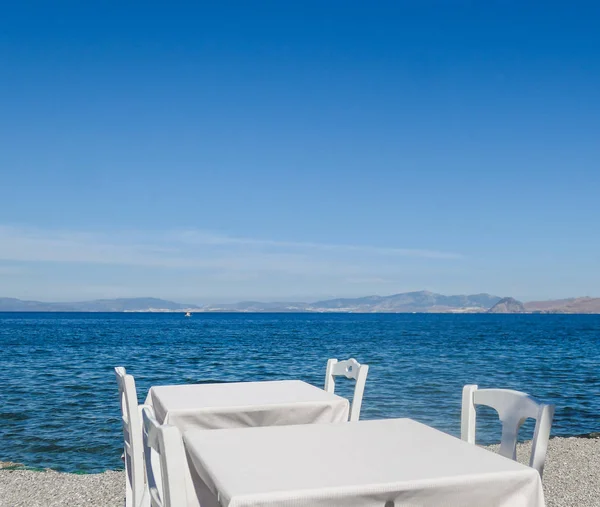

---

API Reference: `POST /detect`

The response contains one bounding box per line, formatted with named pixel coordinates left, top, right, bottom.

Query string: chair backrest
left=324, top=358, right=369, bottom=422
left=115, top=367, right=145, bottom=507
left=142, top=407, right=188, bottom=507
left=461, top=384, right=555, bottom=477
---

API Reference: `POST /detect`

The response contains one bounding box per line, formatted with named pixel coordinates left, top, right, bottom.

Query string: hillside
left=488, top=297, right=527, bottom=313
left=203, top=291, right=502, bottom=313
left=306, top=291, right=500, bottom=313
left=525, top=297, right=600, bottom=314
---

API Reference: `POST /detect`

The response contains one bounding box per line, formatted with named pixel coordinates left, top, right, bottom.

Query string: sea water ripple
left=0, top=312, right=598, bottom=472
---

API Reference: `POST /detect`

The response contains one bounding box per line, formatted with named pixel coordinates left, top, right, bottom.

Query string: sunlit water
left=0, top=312, right=598, bottom=472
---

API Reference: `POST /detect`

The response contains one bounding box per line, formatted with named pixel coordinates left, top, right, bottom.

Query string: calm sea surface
left=0, top=312, right=599, bottom=472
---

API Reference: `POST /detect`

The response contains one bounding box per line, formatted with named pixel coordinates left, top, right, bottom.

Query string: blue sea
left=0, top=312, right=598, bottom=473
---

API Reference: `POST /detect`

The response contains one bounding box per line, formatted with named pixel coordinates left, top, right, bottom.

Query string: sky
left=1, top=1, right=599, bottom=303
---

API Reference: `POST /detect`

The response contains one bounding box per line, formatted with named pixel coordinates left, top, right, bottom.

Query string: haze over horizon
left=1, top=3, right=599, bottom=303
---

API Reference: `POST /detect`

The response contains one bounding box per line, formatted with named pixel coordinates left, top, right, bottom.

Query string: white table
left=182, top=418, right=545, bottom=507
left=145, top=380, right=350, bottom=432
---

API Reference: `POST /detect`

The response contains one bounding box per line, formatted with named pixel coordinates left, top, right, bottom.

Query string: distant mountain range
left=0, top=297, right=200, bottom=312
left=2, top=292, right=598, bottom=313
left=203, top=291, right=502, bottom=313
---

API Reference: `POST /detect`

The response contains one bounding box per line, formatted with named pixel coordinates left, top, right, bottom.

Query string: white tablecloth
left=183, top=418, right=545, bottom=507
left=145, top=380, right=349, bottom=432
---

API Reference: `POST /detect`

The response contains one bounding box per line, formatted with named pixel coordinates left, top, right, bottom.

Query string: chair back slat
left=142, top=407, right=188, bottom=507
left=324, top=358, right=369, bottom=422
left=530, top=403, right=555, bottom=474
left=115, top=367, right=146, bottom=507
left=461, top=384, right=555, bottom=477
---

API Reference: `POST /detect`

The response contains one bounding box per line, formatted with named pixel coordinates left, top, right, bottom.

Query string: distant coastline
left=2, top=291, right=599, bottom=314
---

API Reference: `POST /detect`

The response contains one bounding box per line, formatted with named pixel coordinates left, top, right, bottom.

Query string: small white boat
left=185, top=311, right=191, bottom=317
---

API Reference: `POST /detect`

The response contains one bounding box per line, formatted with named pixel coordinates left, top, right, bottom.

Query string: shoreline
left=3, top=432, right=598, bottom=474
left=2, top=436, right=599, bottom=507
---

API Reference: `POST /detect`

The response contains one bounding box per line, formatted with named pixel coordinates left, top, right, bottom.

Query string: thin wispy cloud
left=169, top=230, right=463, bottom=260
left=0, top=265, right=25, bottom=275
left=0, top=226, right=462, bottom=267
left=0, top=224, right=463, bottom=292
left=0, top=225, right=468, bottom=301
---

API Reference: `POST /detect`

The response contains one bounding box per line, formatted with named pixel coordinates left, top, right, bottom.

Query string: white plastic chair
left=115, top=367, right=148, bottom=507
left=461, top=384, right=555, bottom=477
left=142, top=406, right=188, bottom=507
left=324, top=358, right=369, bottom=422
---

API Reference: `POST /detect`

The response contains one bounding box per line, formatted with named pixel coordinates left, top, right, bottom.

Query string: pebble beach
left=1, top=436, right=598, bottom=507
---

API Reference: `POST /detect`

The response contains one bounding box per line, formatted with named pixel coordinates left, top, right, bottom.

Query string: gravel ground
left=1, top=436, right=598, bottom=507
left=0, top=467, right=124, bottom=507
left=505, top=436, right=600, bottom=507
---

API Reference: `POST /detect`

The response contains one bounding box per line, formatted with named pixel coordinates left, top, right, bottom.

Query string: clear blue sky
left=1, top=1, right=599, bottom=303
